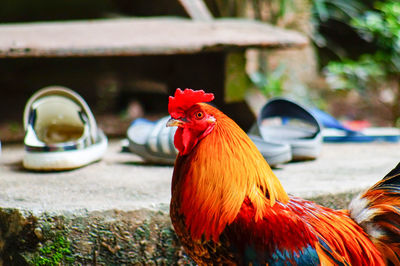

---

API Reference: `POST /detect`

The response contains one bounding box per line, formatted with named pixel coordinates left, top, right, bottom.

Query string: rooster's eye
left=195, top=111, right=204, bottom=119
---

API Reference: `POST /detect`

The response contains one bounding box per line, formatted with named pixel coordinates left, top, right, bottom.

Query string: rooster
left=166, top=88, right=400, bottom=265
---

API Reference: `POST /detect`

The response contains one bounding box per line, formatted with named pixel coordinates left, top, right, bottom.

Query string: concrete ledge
left=2, top=140, right=399, bottom=211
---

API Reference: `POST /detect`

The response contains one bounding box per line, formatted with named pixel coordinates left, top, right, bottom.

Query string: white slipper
left=250, top=98, right=323, bottom=161
left=127, top=117, right=178, bottom=165
left=23, top=86, right=108, bottom=171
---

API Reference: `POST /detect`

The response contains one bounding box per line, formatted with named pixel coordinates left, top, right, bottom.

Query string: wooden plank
left=0, top=18, right=308, bottom=58
left=178, top=0, right=213, bottom=21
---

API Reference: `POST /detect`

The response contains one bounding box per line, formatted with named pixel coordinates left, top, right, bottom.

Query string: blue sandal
left=310, top=108, right=400, bottom=143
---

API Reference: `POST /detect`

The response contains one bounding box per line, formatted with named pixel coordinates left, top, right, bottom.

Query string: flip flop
left=126, top=116, right=292, bottom=166
left=250, top=98, right=322, bottom=161
left=310, top=108, right=400, bottom=143
left=23, top=86, right=108, bottom=171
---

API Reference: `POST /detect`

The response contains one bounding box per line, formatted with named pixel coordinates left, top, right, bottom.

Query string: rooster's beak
left=166, top=118, right=185, bottom=127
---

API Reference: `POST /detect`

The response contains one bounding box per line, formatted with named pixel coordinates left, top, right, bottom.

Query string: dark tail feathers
left=349, top=162, right=400, bottom=265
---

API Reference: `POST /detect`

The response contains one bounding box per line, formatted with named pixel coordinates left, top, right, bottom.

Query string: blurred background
left=1, top=0, right=399, bottom=141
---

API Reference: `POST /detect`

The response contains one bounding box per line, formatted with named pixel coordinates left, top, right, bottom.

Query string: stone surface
left=1, top=140, right=400, bottom=213
left=0, top=140, right=172, bottom=215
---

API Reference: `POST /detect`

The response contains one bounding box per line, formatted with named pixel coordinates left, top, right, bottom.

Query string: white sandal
left=23, top=86, right=108, bottom=170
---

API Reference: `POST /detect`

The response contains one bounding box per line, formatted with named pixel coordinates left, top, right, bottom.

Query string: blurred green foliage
left=250, top=64, right=286, bottom=98
left=325, top=1, right=400, bottom=90
left=312, top=0, right=365, bottom=22
left=352, top=1, right=400, bottom=55
left=324, top=1, right=400, bottom=123
left=311, top=0, right=367, bottom=48
left=325, top=55, right=384, bottom=93
left=309, top=0, right=377, bottom=69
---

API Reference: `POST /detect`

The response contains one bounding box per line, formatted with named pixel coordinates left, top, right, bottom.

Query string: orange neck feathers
left=173, top=104, right=289, bottom=242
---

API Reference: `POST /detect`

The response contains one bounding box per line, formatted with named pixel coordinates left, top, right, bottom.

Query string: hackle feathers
left=177, top=103, right=289, bottom=241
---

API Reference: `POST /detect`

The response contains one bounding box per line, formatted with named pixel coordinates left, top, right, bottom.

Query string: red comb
left=168, top=88, right=214, bottom=118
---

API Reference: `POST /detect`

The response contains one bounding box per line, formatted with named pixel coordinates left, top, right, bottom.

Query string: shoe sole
left=23, top=138, right=108, bottom=171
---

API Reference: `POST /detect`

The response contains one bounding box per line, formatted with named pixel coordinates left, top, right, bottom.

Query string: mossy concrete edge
left=0, top=191, right=359, bottom=265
